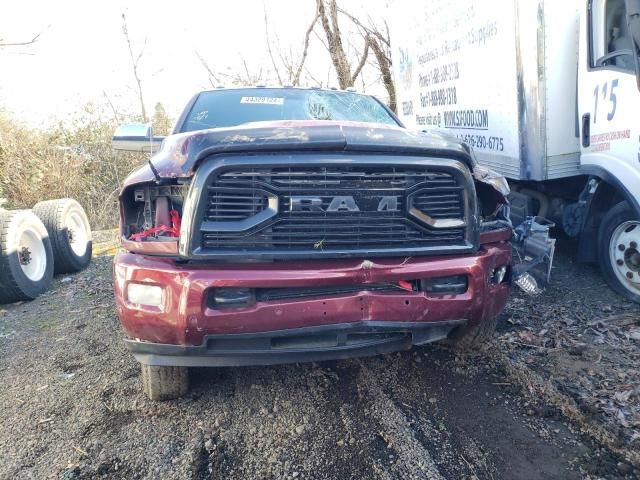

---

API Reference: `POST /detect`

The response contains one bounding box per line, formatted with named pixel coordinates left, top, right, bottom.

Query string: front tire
left=598, top=201, right=640, bottom=304
left=141, top=364, right=189, bottom=401
left=447, top=315, right=498, bottom=351
left=0, top=210, right=54, bottom=303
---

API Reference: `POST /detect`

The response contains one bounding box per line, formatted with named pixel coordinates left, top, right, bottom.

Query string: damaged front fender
left=472, top=165, right=556, bottom=295
left=473, top=164, right=511, bottom=197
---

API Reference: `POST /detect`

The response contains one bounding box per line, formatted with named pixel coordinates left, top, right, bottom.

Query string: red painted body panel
left=120, top=238, right=179, bottom=255
left=120, top=119, right=477, bottom=188
left=113, top=242, right=511, bottom=347
left=121, top=121, right=406, bottom=186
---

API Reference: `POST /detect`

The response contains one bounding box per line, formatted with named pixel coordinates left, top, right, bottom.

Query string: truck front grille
left=191, top=160, right=476, bottom=259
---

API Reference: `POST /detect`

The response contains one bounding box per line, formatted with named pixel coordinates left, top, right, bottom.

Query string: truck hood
left=123, top=120, right=475, bottom=186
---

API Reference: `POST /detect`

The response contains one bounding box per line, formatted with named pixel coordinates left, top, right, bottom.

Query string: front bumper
left=114, top=241, right=511, bottom=367
left=124, top=321, right=466, bottom=367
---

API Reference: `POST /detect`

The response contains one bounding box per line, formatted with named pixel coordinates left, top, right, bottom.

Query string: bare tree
left=264, top=7, right=285, bottom=85
left=240, top=59, right=264, bottom=85
left=264, top=6, right=318, bottom=86
left=195, top=51, right=265, bottom=87
left=303, top=66, right=326, bottom=87
left=121, top=13, right=147, bottom=122
left=0, top=32, right=41, bottom=48
left=370, top=39, right=395, bottom=111
left=102, top=90, right=121, bottom=123
left=315, top=0, right=369, bottom=89
left=337, top=10, right=395, bottom=110
left=293, top=13, right=319, bottom=85
left=195, top=50, right=222, bottom=87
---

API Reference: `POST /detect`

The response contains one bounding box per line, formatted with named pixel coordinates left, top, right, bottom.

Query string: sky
left=0, top=0, right=389, bottom=127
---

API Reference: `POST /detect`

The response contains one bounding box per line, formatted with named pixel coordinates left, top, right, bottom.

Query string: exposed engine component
left=507, top=190, right=533, bottom=227
left=124, top=184, right=186, bottom=240
left=512, top=216, right=556, bottom=294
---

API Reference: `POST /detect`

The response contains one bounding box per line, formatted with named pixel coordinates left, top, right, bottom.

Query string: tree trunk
left=369, top=37, right=396, bottom=112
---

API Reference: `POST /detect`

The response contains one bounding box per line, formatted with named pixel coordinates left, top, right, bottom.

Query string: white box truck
left=391, top=0, right=640, bottom=303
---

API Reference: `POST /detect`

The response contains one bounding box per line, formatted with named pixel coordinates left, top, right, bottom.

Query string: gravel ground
left=498, top=236, right=640, bottom=468
left=0, top=237, right=638, bottom=479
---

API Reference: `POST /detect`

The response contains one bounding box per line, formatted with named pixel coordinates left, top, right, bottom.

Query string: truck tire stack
left=0, top=199, right=92, bottom=304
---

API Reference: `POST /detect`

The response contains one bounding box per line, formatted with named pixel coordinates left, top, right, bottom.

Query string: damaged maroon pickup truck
left=112, top=87, right=529, bottom=400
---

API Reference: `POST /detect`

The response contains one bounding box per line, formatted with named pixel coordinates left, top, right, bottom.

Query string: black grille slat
left=411, top=188, right=464, bottom=220
left=413, top=195, right=460, bottom=202
left=207, top=200, right=265, bottom=206
left=207, top=207, right=263, bottom=213
left=199, top=165, right=469, bottom=252
left=205, top=188, right=268, bottom=222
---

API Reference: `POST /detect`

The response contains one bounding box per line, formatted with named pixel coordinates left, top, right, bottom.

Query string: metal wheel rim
left=609, top=220, right=640, bottom=294
left=18, top=227, right=47, bottom=282
left=67, top=211, right=88, bottom=257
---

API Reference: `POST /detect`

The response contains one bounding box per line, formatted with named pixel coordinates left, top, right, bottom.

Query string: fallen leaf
left=628, top=329, right=640, bottom=341
left=614, top=390, right=633, bottom=403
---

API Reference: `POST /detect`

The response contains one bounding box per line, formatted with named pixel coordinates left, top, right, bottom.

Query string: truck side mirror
left=112, top=123, right=164, bottom=153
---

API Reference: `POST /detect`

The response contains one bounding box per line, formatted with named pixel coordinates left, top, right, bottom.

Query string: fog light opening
left=208, top=288, right=255, bottom=309
left=127, top=283, right=164, bottom=308
left=420, top=275, right=468, bottom=295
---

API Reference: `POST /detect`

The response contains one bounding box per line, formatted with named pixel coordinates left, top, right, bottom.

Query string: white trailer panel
left=543, top=0, right=581, bottom=178
left=391, top=0, right=582, bottom=181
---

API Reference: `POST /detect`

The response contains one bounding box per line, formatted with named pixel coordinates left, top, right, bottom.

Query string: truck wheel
left=32, top=199, right=92, bottom=274
left=598, top=201, right=640, bottom=304
left=0, top=210, right=54, bottom=304
left=446, top=315, right=497, bottom=350
left=141, top=364, right=189, bottom=401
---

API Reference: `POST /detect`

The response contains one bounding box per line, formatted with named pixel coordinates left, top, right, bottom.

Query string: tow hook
left=512, top=216, right=556, bottom=294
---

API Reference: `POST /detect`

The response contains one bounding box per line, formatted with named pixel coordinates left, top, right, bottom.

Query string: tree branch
left=102, top=91, right=120, bottom=123
left=195, top=50, right=221, bottom=86
left=293, top=12, right=319, bottom=86
left=121, top=13, right=147, bottom=122
left=312, top=29, right=329, bottom=52
left=263, top=6, right=284, bottom=85
left=351, top=36, right=370, bottom=84
left=303, top=66, right=324, bottom=87
left=316, top=0, right=352, bottom=88
left=0, top=32, right=41, bottom=47
left=369, top=37, right=396, bottom=112
left=337, top=7, right=390, bottom=48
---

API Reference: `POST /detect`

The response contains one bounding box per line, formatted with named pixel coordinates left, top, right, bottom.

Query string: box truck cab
left=391, top=0, right=640, bottom=303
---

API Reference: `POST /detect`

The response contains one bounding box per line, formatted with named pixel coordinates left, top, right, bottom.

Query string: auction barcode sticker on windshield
left=240, top=96, right=285, bottom=105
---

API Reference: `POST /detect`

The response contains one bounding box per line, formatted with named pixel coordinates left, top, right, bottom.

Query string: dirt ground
left=0, top=235, right=639, bottom=479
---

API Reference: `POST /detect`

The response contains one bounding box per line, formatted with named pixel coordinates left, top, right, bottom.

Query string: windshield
left=179, top=88, right=399, bottom=133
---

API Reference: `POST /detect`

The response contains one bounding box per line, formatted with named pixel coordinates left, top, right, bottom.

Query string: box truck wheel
left=0, top=210, right=54, bottom=304
left=32, top=199, right=92, bottom=274
left=598, top=201, right=640, bottom=304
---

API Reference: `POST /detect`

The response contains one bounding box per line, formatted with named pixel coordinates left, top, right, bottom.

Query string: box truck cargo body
left=391, top=0, right=640, bottom=303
